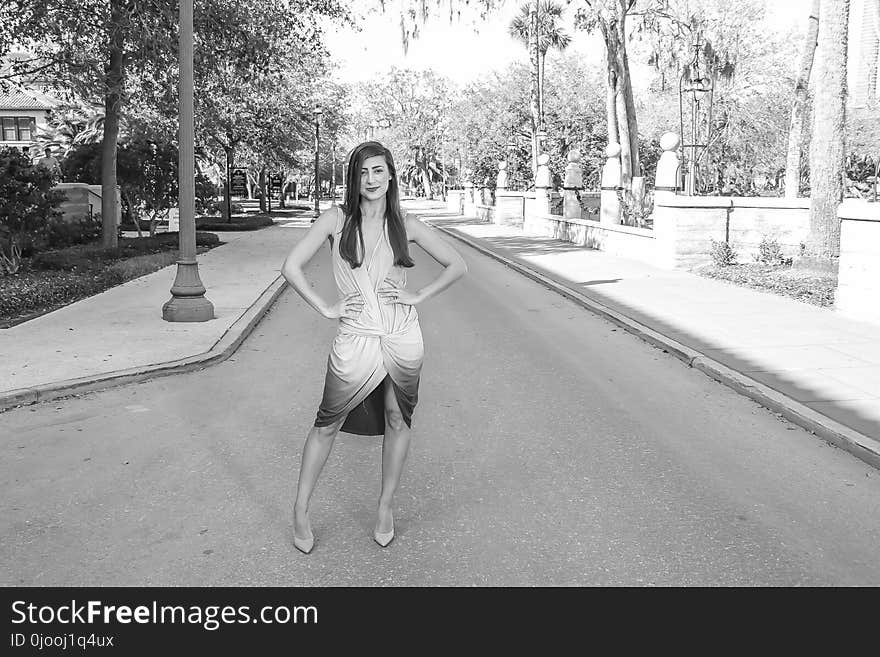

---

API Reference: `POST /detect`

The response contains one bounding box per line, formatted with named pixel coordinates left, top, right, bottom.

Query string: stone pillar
left=463, top=169, right=476, bottom=216
left=496, top=160, right=508, bottom=193
left=652, top=132, right=684, bottom=269
left=600, top=143, right=622, bottom=225
left=481, top=176, right=493, bottom=205
left=562, top=149, right=583, bottom=221
left=835, top=200, right=880, bottom=325
left=654, top=132, right=683, bottom=202
left=535, top=153, right=552, bottom=216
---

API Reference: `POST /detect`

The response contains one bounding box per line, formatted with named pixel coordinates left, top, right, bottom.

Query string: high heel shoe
left=373, top=514, right=395, bottom=548
left=294, top=532, right=315, bottom=554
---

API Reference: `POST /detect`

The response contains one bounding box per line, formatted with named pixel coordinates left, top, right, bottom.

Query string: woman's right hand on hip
left=324, top=292, right=364, bottom=320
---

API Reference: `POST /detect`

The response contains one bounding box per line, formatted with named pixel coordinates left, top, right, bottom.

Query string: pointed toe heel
left=294, top=533, right=315, bottom=555
left=373, top=525, right=395, bottom=548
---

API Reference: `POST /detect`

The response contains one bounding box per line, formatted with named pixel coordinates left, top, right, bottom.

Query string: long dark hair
left=338, top=141, right=414, bottom=269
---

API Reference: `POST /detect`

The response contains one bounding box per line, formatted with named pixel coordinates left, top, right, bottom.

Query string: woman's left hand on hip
left=378, top=279, right=420, bottom=306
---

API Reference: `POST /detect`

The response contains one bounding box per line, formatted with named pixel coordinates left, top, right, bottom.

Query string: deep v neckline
left=362, top=219, right=386, bottom=271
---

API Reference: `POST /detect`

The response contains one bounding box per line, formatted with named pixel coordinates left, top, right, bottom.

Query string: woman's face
left=359, top=154, right=391, bottom=202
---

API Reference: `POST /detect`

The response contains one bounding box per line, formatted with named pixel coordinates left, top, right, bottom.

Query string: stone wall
left=652, top=194, right=810, bottom=269
left=524, top=214, right=656, bottom=262
left=835, top=199, right=880, bottom=324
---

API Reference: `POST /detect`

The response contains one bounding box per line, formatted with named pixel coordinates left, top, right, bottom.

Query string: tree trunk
left=784, top=0, right=820, bottom=198
left=606, top=21, right=631, bottom=187
left=807, top=0, right=849, bottom=260
left=101, top=0, right=125, bottom=249
left=528, top=1, right=540, bottom=174
left=259, top=167, right=267, bottom=213
left=420, top=165, right=433, bottom=200
left=223, top=145, right=232, bottom=222
left=539, top=49, right=545, bottom=130
left=615, top=5, right=640, bottom=182
left=606, top=64, right=619, bottom=147
left=122, top=189, right=142, bottom=238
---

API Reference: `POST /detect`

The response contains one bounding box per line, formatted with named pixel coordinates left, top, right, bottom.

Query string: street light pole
left=313, top=106, right=322, bottom=220
left=163, top=0, right=213, bottom=322
left=331, top=140, right=336, bottom=205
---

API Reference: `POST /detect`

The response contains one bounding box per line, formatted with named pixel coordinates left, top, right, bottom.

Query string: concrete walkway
left=0, top=212, right=315, bottom=408
left=2, top=199, right=879, bottom=470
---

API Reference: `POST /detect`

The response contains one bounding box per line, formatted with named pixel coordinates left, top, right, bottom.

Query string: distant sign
left=231, top=168, right=248, bottom=196
left=270, top=173, right=283, bottom=192
left=167, top=207, right=179, bottom=232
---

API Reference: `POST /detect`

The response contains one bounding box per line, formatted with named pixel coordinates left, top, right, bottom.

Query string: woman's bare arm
left=281, top=207, right=363, bottom=319
left=401, top=216, right=467, bottom=304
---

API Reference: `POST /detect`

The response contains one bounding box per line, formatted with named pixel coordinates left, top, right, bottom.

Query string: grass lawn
left=0, top=232, right=222, bottom=328
left=691, top=262, right=836, bottom=308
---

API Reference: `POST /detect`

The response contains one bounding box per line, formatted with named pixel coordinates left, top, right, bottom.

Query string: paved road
left=2, top=226, right=879, bottom=586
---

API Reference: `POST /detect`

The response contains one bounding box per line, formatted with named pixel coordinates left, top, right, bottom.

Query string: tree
left=574, top=0, right=641, bottom=192
left=633, top=0, right=799, bottom=196
left=0, top=147, right=64, bottom=273
left=355, top=68, right=454, bottom=200
left=508, top=1, right=572, bottom=172
left=194, top=1, right=347, bottom=218
left=807, top=0, right=850, bottom=260
left=6, top=0, right=347, bottom=242
left=784, top=0, right=820, bottom=198
left=6, top=0, right=180, bottom=248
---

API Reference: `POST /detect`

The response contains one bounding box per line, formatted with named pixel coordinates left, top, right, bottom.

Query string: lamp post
left=313, top=106, right=322, bottom=220
left=678, top=41, right=715, bottom=195
left=162, top=0, right=213, bottom=322
left=536, top=127, right=547, bottom=153
left=341, top=148, right=347, bottom=202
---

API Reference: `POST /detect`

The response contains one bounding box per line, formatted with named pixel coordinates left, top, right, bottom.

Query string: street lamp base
left=162, top=295, right=214, bottom=322
left=162, top=260, right=214, bottom=322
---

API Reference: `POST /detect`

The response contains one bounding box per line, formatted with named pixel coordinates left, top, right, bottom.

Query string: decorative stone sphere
left=537, top=153, right=550, bottom=165
left=567, top=149, right=581, bottom=163
left=605, top=143, right=622, bottom=158
left=660, top=132, right=681, bottom=152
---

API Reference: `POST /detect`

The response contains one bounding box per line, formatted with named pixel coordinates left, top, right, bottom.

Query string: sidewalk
left=0, top=212, right=315, bottom=410
left=404, top=200, right=880, bottom=469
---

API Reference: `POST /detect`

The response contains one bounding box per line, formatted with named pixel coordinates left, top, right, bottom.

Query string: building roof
left=0, top=86, right=60, bottom=111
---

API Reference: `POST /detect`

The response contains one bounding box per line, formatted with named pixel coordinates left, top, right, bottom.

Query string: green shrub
left=754, top=236, right=792, bottom=266
left=43, top=214, right=103, bottom=249
left=195, top=173, right=220, bottom=215
left=150, top=231, right=220, bottom=245
left=106, top=251, right=181, bottom=279
left=196, top=216, right=272, bottom=231
left=0, top=147, right=65, bottom=272
left=30, top=232, right=219, bottom=271
left=710, top=239, right=737, bottom=267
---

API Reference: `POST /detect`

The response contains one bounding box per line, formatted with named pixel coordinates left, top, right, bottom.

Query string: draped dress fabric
left=314, top=208, right=423, bottom=436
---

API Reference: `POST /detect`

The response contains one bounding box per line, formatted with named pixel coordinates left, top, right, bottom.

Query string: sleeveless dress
left=314, top=207, right=424, bottom=436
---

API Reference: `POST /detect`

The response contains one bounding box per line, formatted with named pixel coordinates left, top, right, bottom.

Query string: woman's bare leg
left=294, top=418, right=345, bottom=540
left=377, top=378, right=412, bottom=534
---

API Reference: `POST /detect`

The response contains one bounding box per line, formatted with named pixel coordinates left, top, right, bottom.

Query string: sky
left=323, top=0, right=814, bottom=86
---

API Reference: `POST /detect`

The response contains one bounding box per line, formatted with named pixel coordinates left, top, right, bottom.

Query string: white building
left=0, top=84, right=58, bottom=154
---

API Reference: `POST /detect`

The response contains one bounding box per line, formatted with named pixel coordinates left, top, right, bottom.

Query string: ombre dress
left=314, top=208, right=424, bottom=436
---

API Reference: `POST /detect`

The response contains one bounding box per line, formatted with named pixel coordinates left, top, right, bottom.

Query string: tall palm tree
left=509, top=0, right=572, bottom=171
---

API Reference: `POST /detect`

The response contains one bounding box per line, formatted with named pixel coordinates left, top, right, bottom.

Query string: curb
left=430, top=220, right=880, bottom=471
left=0, top=276, right=288, bottom=413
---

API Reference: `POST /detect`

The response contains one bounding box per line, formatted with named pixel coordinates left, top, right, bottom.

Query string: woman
left=281, top=141, right=467, bottom=553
